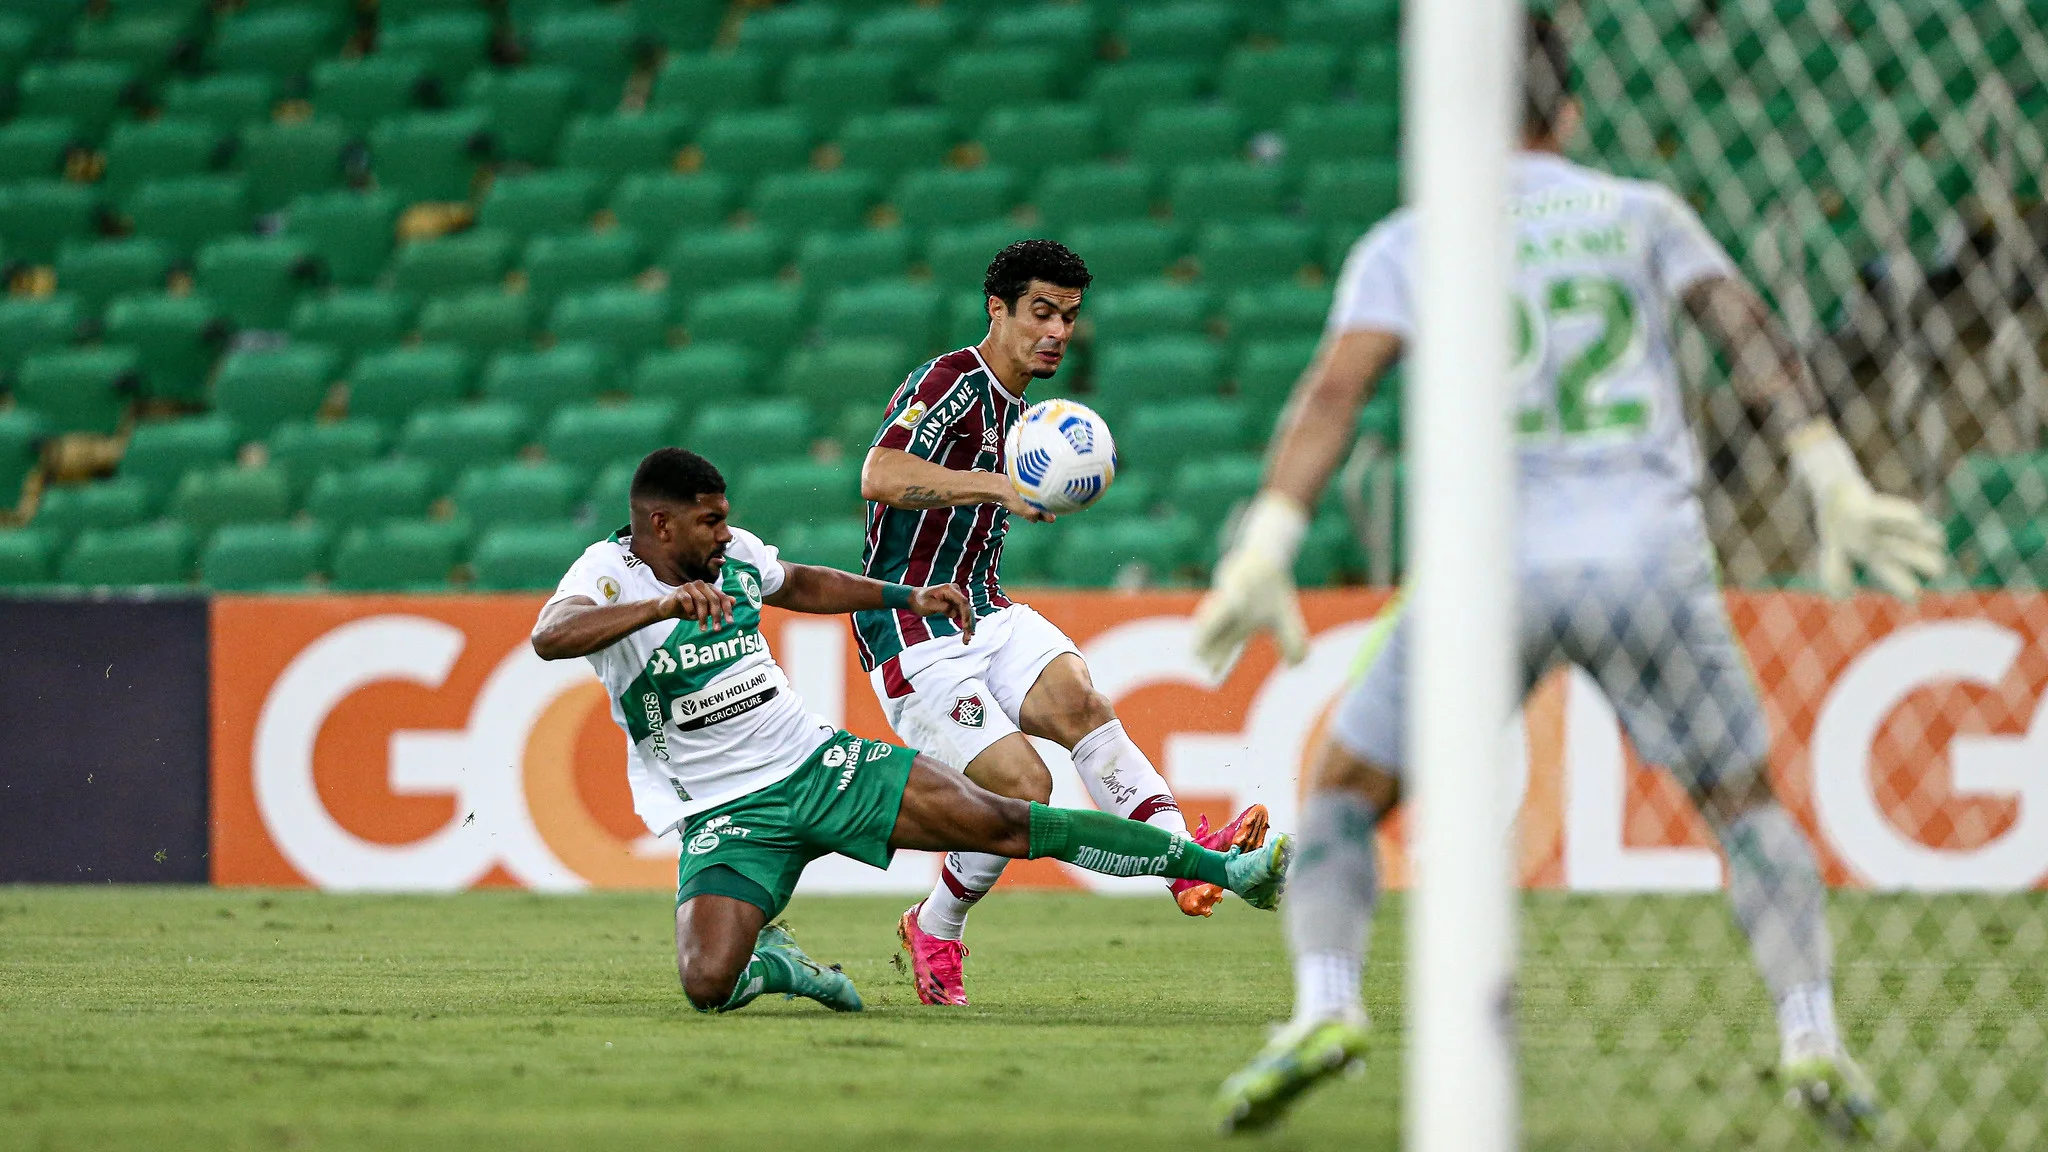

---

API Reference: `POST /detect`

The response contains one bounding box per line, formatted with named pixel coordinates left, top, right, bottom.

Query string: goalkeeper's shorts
left=1329, top=530, right=1770, bottom=797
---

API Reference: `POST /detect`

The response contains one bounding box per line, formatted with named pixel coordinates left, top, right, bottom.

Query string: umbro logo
left=950, top=694, right=986, bottom=728
left=982, top=426, right=1000, bottom=450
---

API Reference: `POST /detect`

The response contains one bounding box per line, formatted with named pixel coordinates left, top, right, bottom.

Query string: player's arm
left=1682, top=275, right=1943, bottom=596
left=764, top=563, right=976, bottom=642
left=531, top=584, right=735, bottom=661
left=861, top=446, right=1051, bottom=523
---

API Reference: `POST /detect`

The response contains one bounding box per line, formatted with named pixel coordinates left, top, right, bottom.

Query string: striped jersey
left=854, top=346, right=1024, bottom=671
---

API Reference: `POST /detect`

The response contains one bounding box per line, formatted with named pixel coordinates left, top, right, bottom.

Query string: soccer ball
left=1005, top=399, right=1118, bottom=516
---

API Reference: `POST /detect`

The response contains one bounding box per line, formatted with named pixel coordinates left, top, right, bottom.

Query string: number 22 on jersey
left=1512, top=274, right=1649, bottom=440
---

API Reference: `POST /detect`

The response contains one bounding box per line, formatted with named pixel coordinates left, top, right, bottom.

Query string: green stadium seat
left=479, top=343, right=603, bottom=419
left=1059, top=220, right=1183, bottom=283
left=1302, top=160, right=1401, bottom=230
left=751, top=169, right=879, bottom=233
left=819, top=281, right=940, bottom=351
left=69, top=13, right=198, bottom=86
left=55, top=238, right=172, bottom=313
left=479, top=170, right=603, bottom=242
left=696, top=110, right=815, bottom=183
left=396, top=401, right=531, bottom=484
left=34, top=478, right=150, bottom=536
left=797, top=229, right=911, bottom=293
left=1295, top=511, right=1363, bottom=588
left=1226, top=282, right=1332, bottom=344
left=738, top=458, right=861, bottom=529
left=118, top=413, right=239, bottom=506
left=943, top=294, right=993, bottom=348
left=980, top=105, right=1099, bottom=170
left=1087, top=279, right=1209, bottom=342
left=850, top=7, right=964, bottom=80
left=286, top=190, right=401, bottom=286
left=345, top=343, right=474, bottom=426
left=1285, top=0, right=1400, bottom=53
left=996, top=518, right=1056, bottom=583
left=1085, top=63, right=1204, bottom=149
left=835, top=108, right=956, bottom=183
left=101, top=118, right=224, bottom=204
left=0, top=118, right=78, bottom=182
left=330, top=518, right=465, bottom=591
left=782, top=52, right=904, bottom=133
left=923, top=222, right=1031, bottom=294
left=168, top=465, right=294, bottom=535
left=14, top=346, right=138, bottom=435
left=584, top=459, right=632, bottom=525
left=611, top=172, right=734, bottom=236
left=1032, top=164, right=1155, bottom=228
left=0, top=182, right=106, bottom=265
left=529, top=9, right=642, bottom=108
left=0, top=409, right=46, bottom=506
left=549, top=286, right=670, bottom=361
left=894, top=167, right=1018, bottom=231
left=829, top=400, right=885, bottom=460
left=1195, top=219, right=1317, bottom=283
left=195, top=235, right=323, bottom=330
left=936, top=50, right=1059, bottom=125
left=304, top=458, right=437, bottom=525
left=1049, top=514, right=1199, bottom=586
left=472, top=522, right=598, bottom=590
left=161, top=72, right=277, bottom=136
left=461, top=67, right=578, bottom=166
left=632, top=0, right=725, bottom=50
left=0, top=296, right=82, bottom=379
left=417, top=290, right=534, bottom=357
left=207, top=5, right=344, bottom=86
left=650, top=51, right=770, bottom=115
left=522, top=231, right=646, bottom=308
left=240, top=118, right=350, bottom=214
left=1094, top=338, right=1224, bottom=402
left=1350, top=43, right=1400, bottom=104
left=0, top=529, right=54, bottom=586
left=1119, top=2, right=1237, bottom=68
left=16, top=60, right=133, bottom=141
left=127, top=175, right=250, bottom=259
left=1119, top=399, right=1250, bottom=477
left=290, top=290, right=415, bottom=359
left=980, top=4, right=1097, bottom=84
left=630, top=344, right=758, bottom=404
left=1283, top=103, right=1399, bottom=167
left=453, top=459, right=581, bottom=528
left=774, top=517, right=866, bottom=571
left=1233, top=336, right=1320, bottom=410
left=540, top=400, right=680, bottom=480
left=387, top=228, right=514, bottom=295
left=659, top=228, right=786, bottom=299
left=685, top=399, right=809, bottom=464
left=555, top=111, right=690, bottom=193
left=267, top=418, right=384, bottom=495
left=772, top=339, right=907, bottom=416
left=1169, top=162, right=1284, bottom=225
left=1170, top=454, right=1263, bottom=521
left=310, top=56, right=429, bottom=141
left=378, top=12, right=492, bottom=89
left=202, top=521, right=330, bottom=590
left=61, top=521, right=196, bottom=586
left=370, top=109, right=493, bottom=204
left=1221, top=45, right=1342, bottom=131
left=1084, top=467, right=1155, bottom=519
left=212, top=343, right=340, bottom=438
left=101, top=294, right=222, bottom=405
left=1130, top=104, right=1245, bottom=167
left=685, top=283, right=803, bottom=357
left=734, top=4, right=842, bottom=70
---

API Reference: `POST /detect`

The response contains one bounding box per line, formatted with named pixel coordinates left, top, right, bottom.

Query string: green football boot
left=1780, top=1047, right=1881, bottom=1140
left=758, top=921, right=864, bottom=1013
left=1215, top=1015, right=1370, bottom=1134
left=1222, top=832, right=1292, bottom=911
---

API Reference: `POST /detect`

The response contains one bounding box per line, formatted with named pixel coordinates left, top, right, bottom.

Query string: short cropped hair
left=1526, top=13, right=1572, bottom=137
left=631, top=447, right=726, bottom=506
left=983, top=239, right=1092, bottom=309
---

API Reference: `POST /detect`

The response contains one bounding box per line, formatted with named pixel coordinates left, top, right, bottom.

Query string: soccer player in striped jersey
left=856, top=240, right=1273, bottom=1006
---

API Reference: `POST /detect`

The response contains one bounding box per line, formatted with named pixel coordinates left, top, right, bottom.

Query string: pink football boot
left=1172, top=804, right=1271, bottom=917
left=897, top=903, right=970, bottom=1006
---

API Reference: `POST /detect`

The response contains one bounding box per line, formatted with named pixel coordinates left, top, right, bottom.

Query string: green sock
left=706, top=949, right=799, bottom=1014
left=1025, top=802, right=1232, bottom=887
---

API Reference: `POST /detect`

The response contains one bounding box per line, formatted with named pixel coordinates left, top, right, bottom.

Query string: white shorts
left=869, top=603, right=1081, bottom=771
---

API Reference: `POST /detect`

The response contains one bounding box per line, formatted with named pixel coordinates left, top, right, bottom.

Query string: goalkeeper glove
left=1193, top=492, right=1311, bottom=678
left=1787, top=421, right=1946, bottom=598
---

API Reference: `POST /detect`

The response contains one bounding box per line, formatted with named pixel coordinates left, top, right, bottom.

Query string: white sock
left=1293, top=950, right=1365, bottom=1026
left=1776, top=980, right=1841, bottom=1063
left=916, top=852, right=1007, bottom=942
left=1070, top=719, right=1187, bottom=835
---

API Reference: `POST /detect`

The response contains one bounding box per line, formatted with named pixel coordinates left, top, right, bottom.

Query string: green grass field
left=1, top=888, right=2040, bottom=1151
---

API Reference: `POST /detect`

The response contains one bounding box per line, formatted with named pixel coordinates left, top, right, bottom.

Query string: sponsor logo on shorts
left=950, top=694, right=986, bottom=728
left=686, top=831, right=721, bottom=855
left=689, top=814, right=750, bottom=854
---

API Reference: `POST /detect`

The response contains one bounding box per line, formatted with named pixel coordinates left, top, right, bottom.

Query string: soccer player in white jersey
left=531, top=448, right=1291, bottom=1015
left=1197, top=16, right=1943, bottom=1136
left=858, top=241, right=1271, bottom=1006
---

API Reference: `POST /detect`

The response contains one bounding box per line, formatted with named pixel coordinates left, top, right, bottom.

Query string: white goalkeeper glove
left=1788, top=421, right=1946, bottom=598
left=1192, top=492, right=1311, bottom=679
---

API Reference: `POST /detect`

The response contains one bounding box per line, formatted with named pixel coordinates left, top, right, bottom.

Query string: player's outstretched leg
left=676, top=885, right=863, bottom=1014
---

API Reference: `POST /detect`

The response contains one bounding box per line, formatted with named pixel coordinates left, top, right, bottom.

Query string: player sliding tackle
left=1194, top=15, right=1942, bottom=1138
left=533, top=448, right=1290, bottom=1014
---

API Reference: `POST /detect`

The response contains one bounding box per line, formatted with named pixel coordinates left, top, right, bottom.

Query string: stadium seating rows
left=0, top=0, right=2029, bottom=590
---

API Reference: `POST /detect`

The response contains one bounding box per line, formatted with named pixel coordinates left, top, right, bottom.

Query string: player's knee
left=1696, top=760, right=1777, bottom=829
left=680, top=955, right=741, bottom=1011
left=1308, top=741, right=1401, bottom=811
left=967, top=738, right=1053, bottom=804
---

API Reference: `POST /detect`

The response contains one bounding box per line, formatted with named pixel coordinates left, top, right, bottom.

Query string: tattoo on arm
left=901, top=485, right=950, bottom=508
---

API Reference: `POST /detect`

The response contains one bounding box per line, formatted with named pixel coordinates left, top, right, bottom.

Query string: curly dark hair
left=631, top=447, right=726, bottom=506
left=983, top=239, right=1092, bottom=309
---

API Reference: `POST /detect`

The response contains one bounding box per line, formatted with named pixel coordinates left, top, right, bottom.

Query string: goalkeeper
left=1196, top=14, right=1942, bottom=1138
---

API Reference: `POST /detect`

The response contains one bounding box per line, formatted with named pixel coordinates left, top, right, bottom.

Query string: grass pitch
left=1, top=888, right=2040, bottom=1151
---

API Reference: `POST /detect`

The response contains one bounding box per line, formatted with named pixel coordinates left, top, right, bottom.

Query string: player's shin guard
left=916, top=852, right=1006, bottom=942
left=1025, top=802, right=1230, bottom=886
left=1285, top=790, right=1379, bottom=1026
left=1716, top=801, right=1840, bottom=1058
left=1070, top=719, right=1188, bottom=834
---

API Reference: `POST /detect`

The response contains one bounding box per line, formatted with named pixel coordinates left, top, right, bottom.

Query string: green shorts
left=674, top=730, right=917, bottom=919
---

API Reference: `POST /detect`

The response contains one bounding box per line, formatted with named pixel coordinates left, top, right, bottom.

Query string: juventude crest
left=737, top=570, right=762, bottom=608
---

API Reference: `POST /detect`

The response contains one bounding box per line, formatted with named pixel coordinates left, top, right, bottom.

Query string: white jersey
left=547, top=527, right=833, bottom=836
left=1330, top=151, right=1739, bottom=563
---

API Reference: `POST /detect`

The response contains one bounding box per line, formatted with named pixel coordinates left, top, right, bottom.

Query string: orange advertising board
left=211, top=590, right=2048, bottom=894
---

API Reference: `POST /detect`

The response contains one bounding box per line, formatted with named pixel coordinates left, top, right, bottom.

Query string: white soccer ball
left=1005, top=399, right=1118, bottom=516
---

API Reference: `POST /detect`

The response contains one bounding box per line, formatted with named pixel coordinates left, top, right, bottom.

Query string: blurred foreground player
left=1196, top=16, right=1940, bottom=1136
left=857, top=240, right=1271, bottom=1006
left=532, top=448, right=1292, bottom=1014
